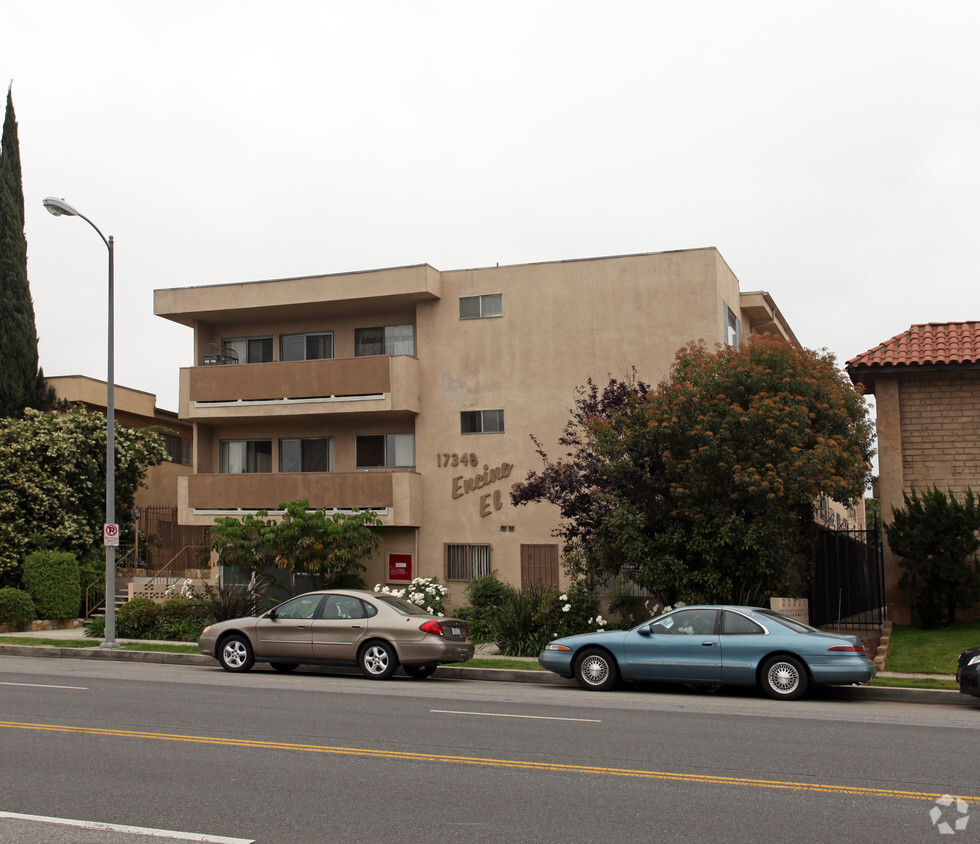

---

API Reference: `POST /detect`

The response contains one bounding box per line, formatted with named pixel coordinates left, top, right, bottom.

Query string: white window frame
left=280, top=331, right=334, bottom=362
left=355, top=434, right=416, bottom=468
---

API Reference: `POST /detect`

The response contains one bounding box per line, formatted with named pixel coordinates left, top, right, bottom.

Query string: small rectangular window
left=280, top=438, right=333, bottom=472
left=459, top=294, right=503, bottom=320
left=446, top=544, right=492, bottom=581
left=281, top=332, right=334, bottom=362
left=219, top=440, right=272, bottom=473
left=354, top=325, right=415, bottom=356
left=723, top=302, right=742, bottom=348
left=461, top=409, right=505, bottom=434
left=355, top=434, right=415, bottom=468
left=162, top=433, right=192, bottom=466
left=222, top=336, right=274, bottom=364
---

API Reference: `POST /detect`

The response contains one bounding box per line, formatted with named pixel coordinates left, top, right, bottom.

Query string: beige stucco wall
left=155, top=248, right=791, bottom=602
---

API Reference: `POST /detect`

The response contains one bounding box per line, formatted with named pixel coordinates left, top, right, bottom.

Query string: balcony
left=179, top=355, right=420, bottom=422
left=178, top=471, right=421, bottom=528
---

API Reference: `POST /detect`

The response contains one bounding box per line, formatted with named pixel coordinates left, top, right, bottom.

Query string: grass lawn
left=882, top=619, right=980, bottom=675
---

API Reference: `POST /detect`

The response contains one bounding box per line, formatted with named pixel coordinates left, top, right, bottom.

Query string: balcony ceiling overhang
left=155, top=264, right=442, bottom=328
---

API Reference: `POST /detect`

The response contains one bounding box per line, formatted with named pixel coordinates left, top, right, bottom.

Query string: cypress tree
left=0, top=85, right=54, bottom=417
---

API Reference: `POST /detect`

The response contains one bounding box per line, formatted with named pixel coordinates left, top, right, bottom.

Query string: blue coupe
left=538, top=605, right=876, bottom=700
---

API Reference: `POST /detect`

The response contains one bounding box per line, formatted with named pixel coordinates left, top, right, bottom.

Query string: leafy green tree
left=511, top=374, right=665, bottom=589
left=0, top=86, right=55, bottom=417
left=0, top=407, right=168, bottom=580
left=210, top=500, right=383, bottom=590
left=513, top=337, right=875, bottom=606
left=884, top=486, right=980, bottom=628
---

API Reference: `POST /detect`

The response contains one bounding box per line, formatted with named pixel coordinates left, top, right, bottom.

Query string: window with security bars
left=445, top=544, right=492, bottom=581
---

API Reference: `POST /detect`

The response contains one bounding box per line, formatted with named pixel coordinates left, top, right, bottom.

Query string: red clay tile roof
left=847, top=322, right=980, bottom=369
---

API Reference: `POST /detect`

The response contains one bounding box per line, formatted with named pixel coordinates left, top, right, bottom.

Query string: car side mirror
left=637, top=625, right=652, bottom=637
left=266, top=608, right=278, bottom=620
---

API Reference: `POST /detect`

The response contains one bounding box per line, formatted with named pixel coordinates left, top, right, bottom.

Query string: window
left=723, top=302, right=742, bottom=348
left=280, top=438, right=333, bottom=472
left=162, top=433, right=192, bottom=466
left=219, top=440, right=272, bottom=473
left=222, top=336, right=273, bottom=364
left=281, top=331, right=334, bottom=362
left=356, top=434, right=415, bottom=468
left=273, top=594, right=323, bottom=620
left=650, top=609, right=718, bottom=636
left=354, top=324, right=415, bottom=356
left=446, top=544, right=491, bottom=581
left=459, top=293, right=503, bottom=320
left=461, top=409, right=504, bottom=434
left=321, top=595, right=369, bottom=620
left=722, top=611, right=764, bottom=635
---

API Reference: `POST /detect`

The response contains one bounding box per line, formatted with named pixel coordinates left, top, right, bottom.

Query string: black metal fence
left=809, top=525, right=885, bottom=629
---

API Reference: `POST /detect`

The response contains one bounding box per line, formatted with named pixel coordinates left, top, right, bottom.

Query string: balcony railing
left=180, top=355, right=420, bottom=420
left=179, top=471, right=421, bottom=527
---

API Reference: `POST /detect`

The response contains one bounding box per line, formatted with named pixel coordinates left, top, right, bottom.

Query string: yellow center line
left=1, top=720, right=973, bottom=804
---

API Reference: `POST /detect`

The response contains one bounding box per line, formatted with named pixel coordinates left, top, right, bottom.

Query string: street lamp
left=42, top=196, right=119, bottom=649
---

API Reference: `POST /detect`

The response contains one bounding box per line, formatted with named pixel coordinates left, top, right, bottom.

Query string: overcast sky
left=2, top=1, right=978, bottom=413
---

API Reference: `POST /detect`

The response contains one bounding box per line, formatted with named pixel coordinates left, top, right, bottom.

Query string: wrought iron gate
left=808, top=524, right=885, bottom=629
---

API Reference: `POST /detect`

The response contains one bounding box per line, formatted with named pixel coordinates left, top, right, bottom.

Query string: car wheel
left=359, top=641, right=399, bottom=680
left=218, top=634, right=254, bottom=673
left=271, top=662, right=299, bottom=673
left=574, top=648, right=619, bottom=691
left=761, top=655, right=809, bottom=700
left=404, top=663, right=438, bottom=680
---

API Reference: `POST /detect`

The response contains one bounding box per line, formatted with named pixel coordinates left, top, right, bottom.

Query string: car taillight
left=419, top=620, right=444, bottom=636
left=827, top=645, right=865, bottom=652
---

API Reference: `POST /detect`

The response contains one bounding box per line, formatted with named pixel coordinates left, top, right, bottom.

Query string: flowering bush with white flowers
left=373, top=577, right=449, bottom=617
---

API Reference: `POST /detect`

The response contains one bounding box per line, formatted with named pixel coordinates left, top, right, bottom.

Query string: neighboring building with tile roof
left=847, top=323, right=980, bottom=624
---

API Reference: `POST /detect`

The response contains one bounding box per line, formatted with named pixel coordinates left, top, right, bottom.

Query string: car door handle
left=350, top=625, right=362, bottom=629
left=295, top=625, right=308, bottom=630
left=701, top=641, right=717, bottom=647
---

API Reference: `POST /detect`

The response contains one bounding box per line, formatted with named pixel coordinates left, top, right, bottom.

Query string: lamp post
left=42, top=196, right=119, bottom=648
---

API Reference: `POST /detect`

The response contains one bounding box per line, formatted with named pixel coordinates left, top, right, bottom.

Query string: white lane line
left=431, top=709, right=600, bottom=723
left=0, top=812, right=253, bottom=843
left=0, top=682, right=88, bottom=690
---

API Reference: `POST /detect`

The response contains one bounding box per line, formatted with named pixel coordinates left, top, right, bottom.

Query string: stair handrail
left=84, top=546, right=137, bottom=618
left=137, top=545, right=212, bottom=597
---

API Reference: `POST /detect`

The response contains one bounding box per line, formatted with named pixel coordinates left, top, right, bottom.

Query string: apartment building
left=153, top=247, right=798, bottom=599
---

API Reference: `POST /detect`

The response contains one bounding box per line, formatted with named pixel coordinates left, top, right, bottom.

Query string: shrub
left=84, top=615, right=105, bottom=639
left=374, top=577, right=450, bottom=616
left=0, top=587, right=36, bottom=628
left=116, top=596, right=161, bottom=639
left=457, top=574, right=517, bottom=642
left=534, top=581, right=605, bottom=641
left=159, top=596, right=203, bottom=622
left=323, top=571, right=368, bottom=590
left=158, top=616, right=209, bottom=641
left=198, top=579, right=269, bottom=622
left=489, top=586, right=549, bottom=657
left=22, top=550, right=80, bottom=621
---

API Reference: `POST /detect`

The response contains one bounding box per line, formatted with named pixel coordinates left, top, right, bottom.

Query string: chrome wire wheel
left=761, top=655, right=808, bottom=700
left=574, top=648, right=619, bottom=691
left=582, top=655, right=609, bottom=686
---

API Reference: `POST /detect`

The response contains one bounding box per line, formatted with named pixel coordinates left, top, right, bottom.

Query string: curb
left=1, top=643, right=972, bottom=704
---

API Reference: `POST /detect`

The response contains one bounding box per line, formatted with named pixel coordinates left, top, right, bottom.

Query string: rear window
left=754, top=609, right=818, bottom=633
left=374, top=594, right=427, bottom=615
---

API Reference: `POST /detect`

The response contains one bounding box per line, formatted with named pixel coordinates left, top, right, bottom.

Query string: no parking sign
left=103, top=523, right=119, bottom=547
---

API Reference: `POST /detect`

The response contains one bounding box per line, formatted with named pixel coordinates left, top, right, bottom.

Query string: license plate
left=451, top=626, right=462, bottom=637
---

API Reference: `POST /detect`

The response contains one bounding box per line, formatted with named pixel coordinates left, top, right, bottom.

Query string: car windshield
left=753, top=609, right=819, bottom=633
left=373, top=594, right=427, bottom=615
